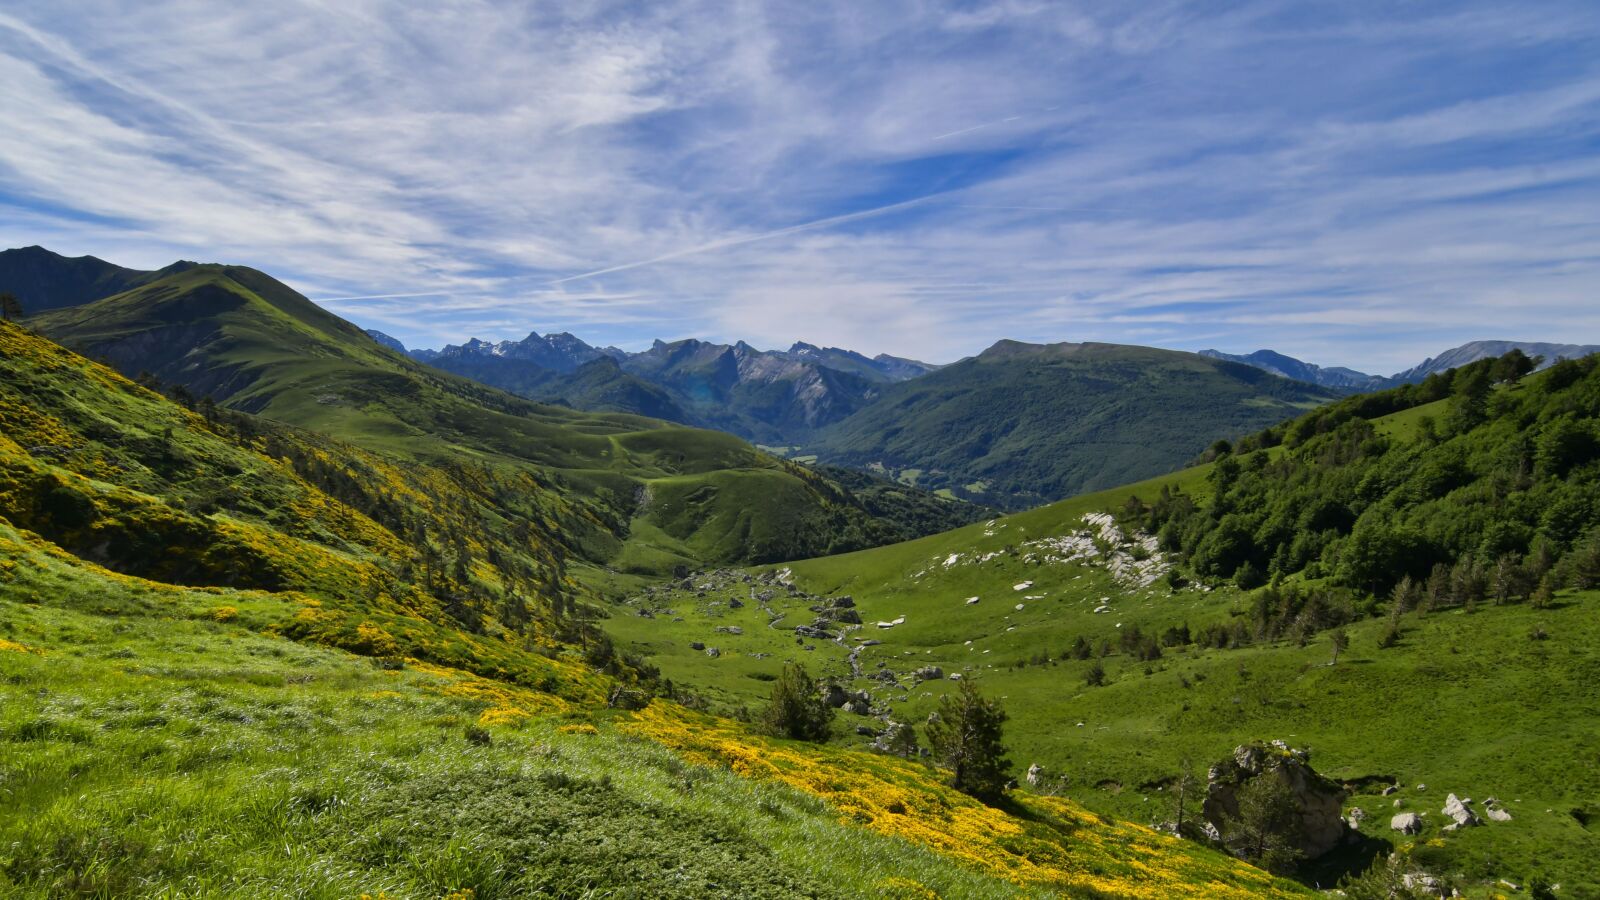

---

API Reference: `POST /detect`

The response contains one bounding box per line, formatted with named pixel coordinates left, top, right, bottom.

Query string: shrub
left=759, top=662, right=834, bottom=742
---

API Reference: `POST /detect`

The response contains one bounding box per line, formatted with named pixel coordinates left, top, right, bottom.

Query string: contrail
left=545, top=194, right=942, bottom=285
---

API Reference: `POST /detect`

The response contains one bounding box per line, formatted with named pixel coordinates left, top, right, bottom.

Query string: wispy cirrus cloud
left=0, top=1, right=1597, bottom=375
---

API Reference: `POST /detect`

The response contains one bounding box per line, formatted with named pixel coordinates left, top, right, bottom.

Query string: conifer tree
left=760, top=662, right=834, bottom=742
left=925, top=680, right=1011, bottom=802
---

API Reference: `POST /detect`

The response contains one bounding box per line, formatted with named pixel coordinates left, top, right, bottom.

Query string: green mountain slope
left=805, top=340, right=1335, bottom=510
left=0, top=320, right=1303, bottom=899
left=601, top=353, right=1600, bottom=894
left=25, top=262, right=947, bottom=571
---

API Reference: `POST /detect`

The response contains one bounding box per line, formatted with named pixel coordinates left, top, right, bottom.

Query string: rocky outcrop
left=1203, top=741, right=1349, bottom=860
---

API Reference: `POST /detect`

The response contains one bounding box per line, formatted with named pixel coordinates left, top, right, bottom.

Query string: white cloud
left=0, top=1, right=1596, bottom=374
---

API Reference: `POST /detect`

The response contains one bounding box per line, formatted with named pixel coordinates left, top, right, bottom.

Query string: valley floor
left=595, top=480, right=1600, bottom=897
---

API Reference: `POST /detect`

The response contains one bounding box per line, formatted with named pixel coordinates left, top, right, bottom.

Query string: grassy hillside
left=27, top=265, right=947, bottom=572
left=805, top=340, right=1333, bottom=510
left=600, top=367, right=1600, bottom=894
left=0, top=322, right=1301, bottom=898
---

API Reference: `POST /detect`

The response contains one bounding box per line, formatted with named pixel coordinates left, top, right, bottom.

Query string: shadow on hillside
left=1297, top=833, right=1393, bottom=891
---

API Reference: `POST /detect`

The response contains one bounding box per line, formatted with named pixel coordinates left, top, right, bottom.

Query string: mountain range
left=1202, top=340, right=1600, bottom=392
left=2, top=246, right=981, bottom=573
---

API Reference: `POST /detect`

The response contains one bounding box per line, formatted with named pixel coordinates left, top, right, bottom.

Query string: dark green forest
left=1127, top=351, right=1600, bottom=644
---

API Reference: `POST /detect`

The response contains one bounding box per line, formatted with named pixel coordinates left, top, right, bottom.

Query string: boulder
left=831, top=609, right=863, bottom=625
left=821, top=683, right=849, bottom=708
left=1026, top=763, right=1044, bottom=787
left=1442, top=794, right=1481, bottom=828
left=1203, top=741, right=1349, bottom=861
left=1381, top=784, right=1399, bottom=796
left=1391, top=812, right=1423, bottom=835
left=689, top=641, right=705, bottom=651
left=715, top=625, right=743, bottom=635
left=728, top=598, right=744, bottom=609
left=1486, top=807, right=1513, bottom=822
left=913, top=666, right=944, bottom=683
left=704, top=647, right=720, bottom=658
left=855, top=724, right=880, bottom=737
left=832, top=596, right=855, bottom=608
left=1347, top=807, right=1367, bottom=829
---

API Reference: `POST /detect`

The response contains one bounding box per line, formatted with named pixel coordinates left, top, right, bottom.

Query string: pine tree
left=925, top=680, right=1011, bottom=803
left=760, top=662, right=834, bottom=742
left=1222, top=774, right=1305, bottom=874
left=0, top=292, right=22, bottom=322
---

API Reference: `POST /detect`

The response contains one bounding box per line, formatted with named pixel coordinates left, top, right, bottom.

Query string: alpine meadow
left=3, top=3, right=1600, bottom=898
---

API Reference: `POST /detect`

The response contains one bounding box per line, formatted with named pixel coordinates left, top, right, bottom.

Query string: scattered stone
left=1391, top=812, right=1424, bottom=834
left=1026, top=763, right=1044, bottom=787
left=948, top=673, right=963, bottom=681
left=1013, top=581, right=1034, bottom=591
left=715, top=625, right=743, bottom=635
left=1381, top=784, right=1399, bottom=796
left=913, top=666, right=944, bottom=682
left=728, top=598, right=744, bottom=609
left=1442, top=793, right=1481, bottom=828
left=1347, top=807, right=1367, bottom=829
left=965, top=596, right=980, bottom=605
left=704, top=647, right=720, bottom=658
left=689, top=641, right=705, bottom=651
left=856, top=638, right=883, bottom=646
left=1394, top=798, right=1406, bottom=808
left=1015, top=603, right=1025, bottom=611
left=832, top=596, right=855, bottom=608
left=856, top=724, right=880, bottom=737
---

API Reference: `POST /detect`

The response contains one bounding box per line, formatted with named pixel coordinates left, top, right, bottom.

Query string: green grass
left=0, top=599, right=1017, bottom=898
left=599, top=452, right=1600, bottom=895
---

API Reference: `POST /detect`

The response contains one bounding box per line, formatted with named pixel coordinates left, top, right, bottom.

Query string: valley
left=2, top=245, right=1598, bottom=898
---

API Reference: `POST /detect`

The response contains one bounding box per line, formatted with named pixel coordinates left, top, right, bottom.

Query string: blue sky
left=1, top=1, right=1598, bottom=374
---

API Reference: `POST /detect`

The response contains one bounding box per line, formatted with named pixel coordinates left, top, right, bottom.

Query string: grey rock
left=913, top=666, right=944, bottom=683
left=704, top=647, right=720, bottom=658
left=1442, top=793, right=1481, bottom=828
left=821, top=683, right=849, bottom=708
left=1391, top=812, right=1424, bottom=834
left=689, top=641, right=705, bottom=651
left=1026, top=763, right=1044, bottom=787
left=1204, top=741, right=1349, bottom=861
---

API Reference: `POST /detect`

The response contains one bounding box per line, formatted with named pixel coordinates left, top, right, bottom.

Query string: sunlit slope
left=601, top=378, right=1600, bottom=893
left=0, top=324, right=1304, bottom=898
left=30, top=267, right=906, bottom=571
